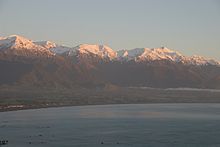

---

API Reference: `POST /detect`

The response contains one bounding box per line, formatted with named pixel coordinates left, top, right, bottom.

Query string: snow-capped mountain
left=117, top=47, right=219, bottom=66
left=34, top=41, right=72, bottom=55
left=188, top=55, right=220, bottom=66
left=67, top=44, right=117, bottom=60
left=0, top=35, right=54, bottom=57
left=0, top=35, right=40, bottom=50
left=0, top=35, right=219, bottom=65
left=0, top=35, right=220, bottom=89
left=34, top=41, right=56, bottom=49
left=117, top=47, right=184, bottom=62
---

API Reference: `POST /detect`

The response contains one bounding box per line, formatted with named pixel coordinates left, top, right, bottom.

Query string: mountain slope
left=0, top=35, right=220, bottom=89
left=67, top=44, right=117, bottom=60
left=117, top=47, right=183, bottom=62
left=117, top=47, right=219, bottom=66
left=0, top=35, right=54, bottom=58
left=1, top=35, right=219, bottom=66
left=94, top=61, right=220, bottom=88
left=34, top=41, right=72, bottom=55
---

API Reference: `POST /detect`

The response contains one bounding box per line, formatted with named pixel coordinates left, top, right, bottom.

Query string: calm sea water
left=1, top=104, right=220, bottom=147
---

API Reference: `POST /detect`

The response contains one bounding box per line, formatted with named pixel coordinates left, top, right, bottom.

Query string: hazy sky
left=0, top=0, right=220, bottom=60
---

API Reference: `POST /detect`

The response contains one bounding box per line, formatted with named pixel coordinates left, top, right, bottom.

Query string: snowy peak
left=143, top=47, right=183, bottom=62
left=0, top=35, right=219, bottom=66
left=116, top=47, right=219, bottom=65
left=117, top=48, right=145, bottom=60
left=69, top=44, right=117, bottom=60
left=0, top=35, right=42, bottom=50
left=34, top=41, right=71, bottom=55
left=188, top=55, right=220, bottom=66
left=34, top=41, right=56, bottom=49
left=117, top=47, right=184, bottom=62
left=0, top=35, right=54, bottom=57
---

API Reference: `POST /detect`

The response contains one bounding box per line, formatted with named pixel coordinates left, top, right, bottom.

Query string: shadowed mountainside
left=0, top=35, right=220, bottom=89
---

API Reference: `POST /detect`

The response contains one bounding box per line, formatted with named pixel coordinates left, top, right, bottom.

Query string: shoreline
left=1, top=87, right=220, bottom=112
left=1, top=102, right=220, bottom=113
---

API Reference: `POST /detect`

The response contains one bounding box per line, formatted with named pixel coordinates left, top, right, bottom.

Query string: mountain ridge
left=0, top=35, right=219, bottom=65
left=0, top=35, right=220, bottom=89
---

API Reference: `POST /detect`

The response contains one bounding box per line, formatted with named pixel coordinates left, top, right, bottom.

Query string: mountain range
left=0, top=35, right=220, bottom=89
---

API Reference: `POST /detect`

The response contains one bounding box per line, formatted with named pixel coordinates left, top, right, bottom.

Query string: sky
left=0, top=0, right=220, bottom=60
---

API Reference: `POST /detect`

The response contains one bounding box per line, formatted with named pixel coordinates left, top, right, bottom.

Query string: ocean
left=1, top=104, right=220, bottom=147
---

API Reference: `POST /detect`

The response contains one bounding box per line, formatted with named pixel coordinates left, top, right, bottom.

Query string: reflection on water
left=1, top=104, right=220, bottom=147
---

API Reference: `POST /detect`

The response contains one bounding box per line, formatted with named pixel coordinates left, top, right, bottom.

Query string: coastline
left=1, top=101, right=220, bottom=113
left=1, top=87, right=220, bottom=112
